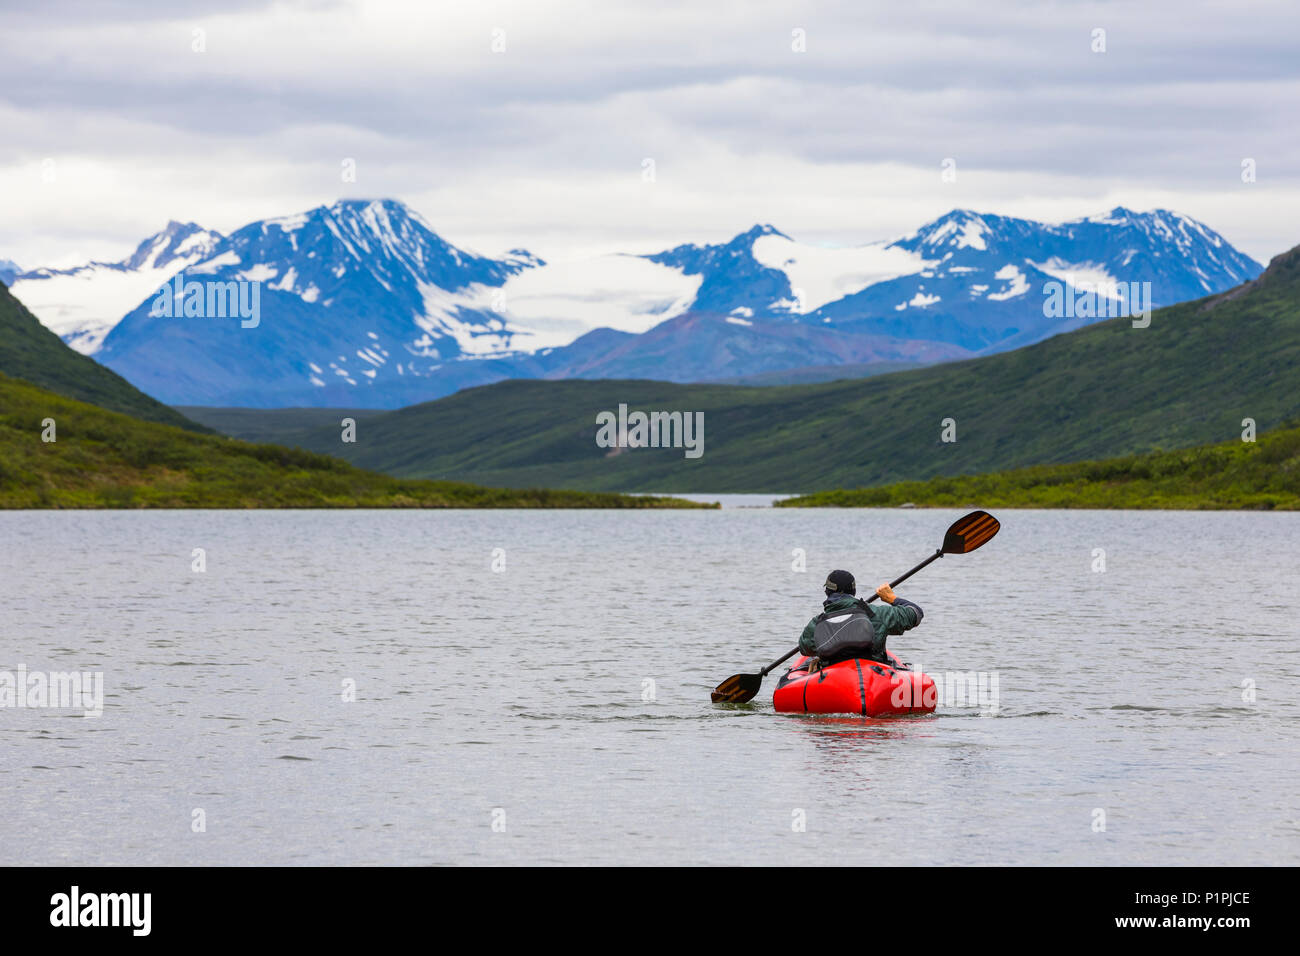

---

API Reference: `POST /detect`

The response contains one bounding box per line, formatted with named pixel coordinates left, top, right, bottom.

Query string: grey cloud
left=0, top=0, right=1296, bottom=264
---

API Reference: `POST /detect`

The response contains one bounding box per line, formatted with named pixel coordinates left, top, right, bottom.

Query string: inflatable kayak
left=773, top=650, right=936, bottom=716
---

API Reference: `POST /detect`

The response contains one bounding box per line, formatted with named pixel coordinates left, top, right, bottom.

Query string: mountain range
left=205, top=241, right=1299, bottom=492
left=7, top=199, right=1263, bottom=408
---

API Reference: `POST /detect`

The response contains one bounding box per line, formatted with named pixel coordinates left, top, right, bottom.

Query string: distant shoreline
left=776, top=427, right=1300, bottom=511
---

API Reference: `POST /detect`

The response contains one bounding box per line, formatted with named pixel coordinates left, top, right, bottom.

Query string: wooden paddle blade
left=711, top=673, right=763, bottom=703
left=942, top=510, right=1001, bottom=554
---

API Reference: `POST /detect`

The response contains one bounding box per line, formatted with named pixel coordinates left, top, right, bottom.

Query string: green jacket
left=798, top=594, right=924, bottom=660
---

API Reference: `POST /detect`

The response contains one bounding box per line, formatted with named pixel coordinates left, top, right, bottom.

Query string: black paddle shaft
left=757, top=549, right=944, bottom=677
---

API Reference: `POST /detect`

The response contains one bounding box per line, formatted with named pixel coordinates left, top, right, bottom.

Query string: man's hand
left=876, top=583, right=897, bottom=604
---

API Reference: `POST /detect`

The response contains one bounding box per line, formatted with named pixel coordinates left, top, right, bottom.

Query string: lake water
left=1, top=508, right=1296, bottom=865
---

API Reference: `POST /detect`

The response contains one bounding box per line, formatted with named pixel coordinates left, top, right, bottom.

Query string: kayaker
left=798, top=570, right=924, bottom=668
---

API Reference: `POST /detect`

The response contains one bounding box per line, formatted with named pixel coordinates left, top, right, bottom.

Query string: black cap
left=823, top=569, right=856, bottom=595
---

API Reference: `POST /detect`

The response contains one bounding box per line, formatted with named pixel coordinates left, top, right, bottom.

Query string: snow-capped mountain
left=9, top=221, right=224, bottom=353
left=646, top=224, right=803, bottom=316
left=97, top=199, right=547, bottom=406
left=0, top=259, right=19, bottom=286
left=618, top=208, right=1263, bottom=351
left=814, top=207, right=1263, bottom=350
left=23, top=199, right=1263, bottom=408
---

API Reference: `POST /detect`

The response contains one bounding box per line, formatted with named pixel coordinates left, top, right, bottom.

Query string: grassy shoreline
left=777, top=425, right=1300, bottom=510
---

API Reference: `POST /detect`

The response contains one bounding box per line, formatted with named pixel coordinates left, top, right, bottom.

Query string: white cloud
left=1, top=0, right=1297, bottom=268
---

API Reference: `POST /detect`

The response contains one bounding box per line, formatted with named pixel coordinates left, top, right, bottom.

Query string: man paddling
left=798, top=569, right=924, bottom=668
left=711, top=512, right=998, bottom=704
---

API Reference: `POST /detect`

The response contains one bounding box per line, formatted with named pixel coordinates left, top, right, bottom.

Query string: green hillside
left=0, top=374, right=711, bottom=509
left=273, top=244, right=1300, bottom=492
left=708, top=358, right=924, bottom=385
left=778, top=423, right=1300, bottom=510
left=176, top=406, right=383, bottom=445
left=0, top=282, right=202, bottom=431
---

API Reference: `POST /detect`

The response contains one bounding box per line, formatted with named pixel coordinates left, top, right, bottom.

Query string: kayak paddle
left=710, top=509, right=1001, bottom=704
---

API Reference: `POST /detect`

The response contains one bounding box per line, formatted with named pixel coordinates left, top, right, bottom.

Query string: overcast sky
left=2, top=0, right=1297, bottom=267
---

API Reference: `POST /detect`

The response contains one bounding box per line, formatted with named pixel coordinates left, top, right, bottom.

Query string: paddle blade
left=942, top=510, right=1001, bottom=554
left=711, top=672, right=763, bottom=704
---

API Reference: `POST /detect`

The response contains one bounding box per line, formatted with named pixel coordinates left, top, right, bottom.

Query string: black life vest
left=811, top=602, right=878, bottom=661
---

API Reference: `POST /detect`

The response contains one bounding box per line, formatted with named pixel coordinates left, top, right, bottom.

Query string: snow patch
left=187, top=250, right=241, bottom=275
left=416, top=281, right=525, bottom=356
left=494, top=254, right=700, bottom=350
left=750, top=234, right=929, bottom=312
left=956, top=219, right=988, bottom=250
left=897, top=291, right=939, bottom=309
left=987, top=265, right=1029, bottom=301
left=265, top=212, right=309, bottom=232
left=270, top=266, right=298, bottom=291
left=913, top=215, right=988, bottom=251
left=241, top=264, right=278, bottom=282
left=1031, top=258, right=1121, bottom=296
